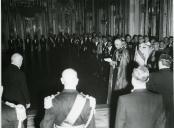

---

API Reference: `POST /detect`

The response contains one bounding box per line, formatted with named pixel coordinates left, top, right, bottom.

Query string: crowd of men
left=2, top=32, right=173, bottom=128
left=7, top=33, right=173, bottom=75
left=1, top=52, right=173, bottom=128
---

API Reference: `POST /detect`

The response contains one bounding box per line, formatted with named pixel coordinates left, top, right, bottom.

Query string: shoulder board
left=79, top=92, right=87, bottom=97
left=44, top=92, right=60, bottom=109
left=88, top=96, right=96, bottom=108
left=54, top=92, right=60, bottom=97
left=80, top=92, right=96, bottom=108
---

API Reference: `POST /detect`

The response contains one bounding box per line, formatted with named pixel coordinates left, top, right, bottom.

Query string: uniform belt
left=54, top=124, right=85, bottom=128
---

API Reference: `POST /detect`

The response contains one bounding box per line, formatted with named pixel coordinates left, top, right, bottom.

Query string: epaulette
left=44, top=92, right=60, bottom=109
left=84, top=96, right=96, bottom=128
left=80, top=92, right=87, bottom=97
left=54, top=91, right=60, bottom=97
left=80, top=92, right=96, bottom=109
left=88, top=96, right=96, bottom=109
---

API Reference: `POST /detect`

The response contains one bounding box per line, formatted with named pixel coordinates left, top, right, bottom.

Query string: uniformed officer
left=40, top=68, right=96, bottom=128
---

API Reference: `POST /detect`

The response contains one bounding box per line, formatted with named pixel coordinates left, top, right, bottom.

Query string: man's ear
left=75, top=78, right=79, bottom=85
left=60, top=77, right=64, bottom=84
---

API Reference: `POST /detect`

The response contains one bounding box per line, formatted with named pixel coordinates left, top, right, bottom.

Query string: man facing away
left=2, top=53, right=30, bottom=128
left=1, top=85, right=27, bottom=128
left=2, top=53, right=30, bottom=108
left=147, top=54, right=173, bottom=128
left=40, top=68, right=96, bottom=128
left=115, top=66, right=166, bottom=128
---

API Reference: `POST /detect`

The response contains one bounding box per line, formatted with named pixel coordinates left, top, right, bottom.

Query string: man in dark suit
left=1, top=85, right=18, bottom=128
left=147, top=54, right=173, bottom=128
left=2, top=102, right=27, bottom=128
left=40, top=68, right=96, bottom=128
left=1, top=85, right=27, bottom=128
left=115, top=66, right=166, bottom=128
left=2, top=53, right=30, bottom=108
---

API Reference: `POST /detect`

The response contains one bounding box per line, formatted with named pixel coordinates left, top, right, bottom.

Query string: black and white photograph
left=1, top=0, right=173, bottom=128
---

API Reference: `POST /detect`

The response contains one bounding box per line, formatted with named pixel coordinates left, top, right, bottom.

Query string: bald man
left=115, top=66, right=166, bottom=128
left=2, top=53, right=30, bottom=108
left=40, top=68, right=96, bottom=128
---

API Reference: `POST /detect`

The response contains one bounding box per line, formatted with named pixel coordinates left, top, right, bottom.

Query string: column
left=144, top=0, right=149, bottom=35
left=151, top=0, right=156, bottom=36
left=167, top=0, right=173, bottom=36
left=92, top=0, right=95, bottom=32
left=110, top=5, right=114, bottom=36
left=128, top=0, right=135, bottom=36
left=139, top=0, right=145, bottom=35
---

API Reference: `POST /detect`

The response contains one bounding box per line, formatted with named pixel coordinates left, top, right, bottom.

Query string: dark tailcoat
left=115, top=89, right=166, bottom=128
left=40, top=90, right=95, bottom=128
left=147, top=68, right=173, bottom=128
left=2, top=64, right=30, bottom=107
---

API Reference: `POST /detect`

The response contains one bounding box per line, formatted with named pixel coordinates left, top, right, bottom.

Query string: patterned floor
left=27, top=104, right=109, bottom=128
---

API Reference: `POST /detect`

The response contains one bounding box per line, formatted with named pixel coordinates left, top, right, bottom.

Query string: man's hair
left=132, top=66, right=149, bottom=83
left=125, top=34, right=131, bottom=38
left=159, top=54, right=172, bottom=67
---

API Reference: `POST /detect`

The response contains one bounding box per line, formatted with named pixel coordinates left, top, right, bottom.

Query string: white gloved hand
left=16, top=104, right=27, bottom=121
left=26, top=103, right=31, bottom=109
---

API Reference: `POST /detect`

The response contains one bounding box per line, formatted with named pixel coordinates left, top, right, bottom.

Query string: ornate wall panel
left=1, top=0, right=173, bottom=48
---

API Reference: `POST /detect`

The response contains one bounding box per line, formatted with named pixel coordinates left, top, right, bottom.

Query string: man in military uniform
left=40, top=68, right=96, bottom=128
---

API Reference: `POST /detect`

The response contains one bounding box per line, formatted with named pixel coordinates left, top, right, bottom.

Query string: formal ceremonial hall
left=1, top=0, right=173, bottom=128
